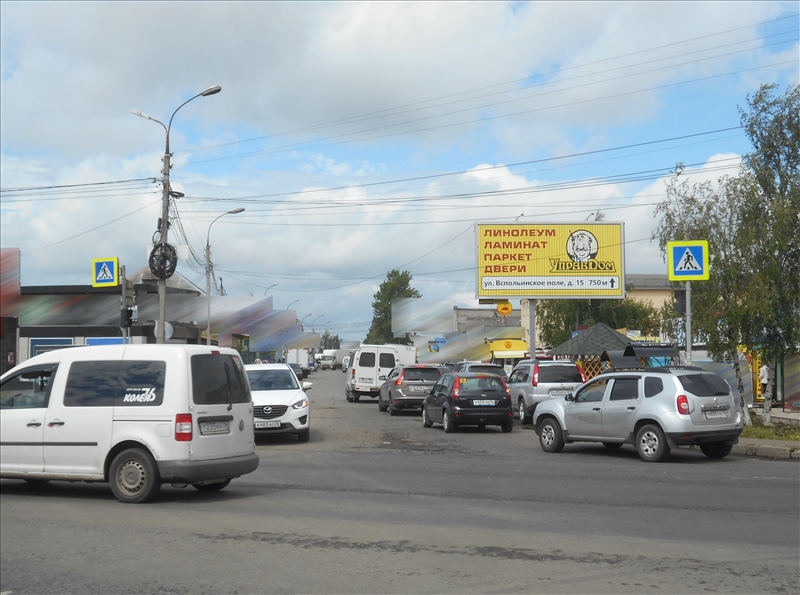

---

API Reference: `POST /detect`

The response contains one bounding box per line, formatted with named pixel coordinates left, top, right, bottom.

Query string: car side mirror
left=565, top=393, right=575, bottom=402
left=378, top=375, right=386, bottom=381
left=302, top=381, right=313, bottom=391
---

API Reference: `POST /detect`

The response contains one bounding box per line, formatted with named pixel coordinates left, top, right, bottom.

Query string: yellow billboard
left=476, top=223, right=625, bottom=299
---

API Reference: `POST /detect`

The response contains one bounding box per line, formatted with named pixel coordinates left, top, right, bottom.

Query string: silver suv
left=507, top=359, right=586, bottom=424
left=533, top=366, right=743, bottom=462
left=378, top=364, right=443, bottom=415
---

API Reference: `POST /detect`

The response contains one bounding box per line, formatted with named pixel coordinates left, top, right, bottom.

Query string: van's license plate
left=199, top=421, right=230, bottom=435
left=255, top=420, right=281, bottom=429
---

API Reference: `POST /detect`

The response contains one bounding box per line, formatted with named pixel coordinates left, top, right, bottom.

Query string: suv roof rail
left=601, top=365, right=706, bottom=374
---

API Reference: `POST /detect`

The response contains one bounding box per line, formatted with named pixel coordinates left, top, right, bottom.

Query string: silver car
left=533, top=366, right=743, bottom=462
left=378, top=364, right=443, bottom=415
left=507, top=359, right=586, bottom=424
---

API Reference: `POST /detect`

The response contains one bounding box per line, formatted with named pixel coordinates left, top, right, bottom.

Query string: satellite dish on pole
left=155, top=321, right=174, bottom=341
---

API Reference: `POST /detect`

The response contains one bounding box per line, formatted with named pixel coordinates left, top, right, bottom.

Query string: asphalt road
left=1, top=368, right=798, bottom=594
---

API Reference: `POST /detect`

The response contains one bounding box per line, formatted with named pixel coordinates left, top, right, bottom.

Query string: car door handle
left=47, top=420, right=65, bottom=427
left=27, top=421, right=42, bottom=427
left=627, top=406, right=637, bottom=411
left=593, top=407, right=601, bottom=412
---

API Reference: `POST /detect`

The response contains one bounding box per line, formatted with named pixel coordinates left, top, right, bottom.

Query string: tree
left=365, top=269, right=421, bottom=345
left=536, top=295, right=660, bottom=348
left=652, top=83, right=799, bottom=422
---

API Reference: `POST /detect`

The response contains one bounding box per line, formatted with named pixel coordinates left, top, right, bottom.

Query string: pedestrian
left=759, top=362, right=770, bottom=398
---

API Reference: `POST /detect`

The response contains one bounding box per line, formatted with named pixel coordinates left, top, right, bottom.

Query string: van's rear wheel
left=192, top=479, right=231, bottom=492
left=109, top=448, right=161, bottom=503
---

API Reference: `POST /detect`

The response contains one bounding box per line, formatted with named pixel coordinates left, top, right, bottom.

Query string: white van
left=346, top=344, right=416, bottom=402
left=0, top=344, right=259, bottom=503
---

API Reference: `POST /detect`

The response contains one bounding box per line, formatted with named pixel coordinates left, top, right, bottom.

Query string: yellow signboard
left=476, top=223, right=625, bottom=299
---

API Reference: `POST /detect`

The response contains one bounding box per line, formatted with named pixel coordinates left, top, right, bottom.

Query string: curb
left=731, top=443, right=800, bottom=460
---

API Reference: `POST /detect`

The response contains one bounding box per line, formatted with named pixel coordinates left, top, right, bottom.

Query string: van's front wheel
left=109, top=448, right=161, bottom=503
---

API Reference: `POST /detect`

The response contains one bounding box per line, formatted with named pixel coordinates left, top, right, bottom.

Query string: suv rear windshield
left=403, top=368, right=441, bottom=381
left=538, top=365, right=583, bottom=383
left=192, top=354, right=250, bottom=405
left=677, top=373, right=731, bottom=397
left=458, top=376, right=506, bottom=396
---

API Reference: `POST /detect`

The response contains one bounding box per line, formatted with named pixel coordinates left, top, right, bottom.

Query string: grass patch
left=741, top=415, right=800, bottom=441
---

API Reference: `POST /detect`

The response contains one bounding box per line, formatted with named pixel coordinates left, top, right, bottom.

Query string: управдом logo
left=566, top=229, right=598, bottom=262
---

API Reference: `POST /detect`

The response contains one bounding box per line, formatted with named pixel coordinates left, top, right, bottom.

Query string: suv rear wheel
left=636, top=424, right=670, bottom=462
left=700, top=441, right=733, bottom=459
left=518, top=398, right=531, bottom=425
left=443, top=410, right=456, bottom=433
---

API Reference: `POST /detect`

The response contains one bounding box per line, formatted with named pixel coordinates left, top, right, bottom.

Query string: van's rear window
left=192, top=354, right=250, bottom=405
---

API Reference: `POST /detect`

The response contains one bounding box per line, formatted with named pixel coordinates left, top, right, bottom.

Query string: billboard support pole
left=685, top=281, right=692, bottom=365
left=528, top=299, right=536, bottom=355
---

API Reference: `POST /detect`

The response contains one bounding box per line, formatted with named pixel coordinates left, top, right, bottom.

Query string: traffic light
left=674, top=289, right=686, bottom=314
left=121, top=306, right=134, bottom=328
left=124, top=279, right=135, bottom=308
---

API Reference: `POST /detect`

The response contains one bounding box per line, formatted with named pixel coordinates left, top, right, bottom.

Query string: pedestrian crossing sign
left=91, top=257, right=119, bottom=287
left=667, top=241, right=709, bottom=281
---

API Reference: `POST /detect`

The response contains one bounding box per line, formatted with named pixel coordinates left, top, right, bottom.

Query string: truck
left=319, top=348, right=349, bottom=370
left=285, top=348, right=312, bottom=377
left=346, top=344, right=417, bottom=401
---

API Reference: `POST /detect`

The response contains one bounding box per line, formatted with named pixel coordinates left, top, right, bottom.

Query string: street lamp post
left=206, top=208, right=245, bottom=345
left=286, top=299, right=299, bottom=310
left=132, top=84, right=222, bottom=343
left=300, top=313, right=312, bottom=331
left=264, top=283, right=278, bottom=296
left=312, top=314, right=325, bottom=333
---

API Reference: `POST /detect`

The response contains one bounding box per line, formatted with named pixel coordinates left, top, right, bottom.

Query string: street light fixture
left=300, top=313, right=312, bottom=331
left=206, top=208, right=245, bottom=345
left=264, top=283, right=278, bottom=296
left=286, top=299, right=299, bottom=310
left=312, top=314, right=325, bottom=332
left=132, top=84, right=222, bottom=343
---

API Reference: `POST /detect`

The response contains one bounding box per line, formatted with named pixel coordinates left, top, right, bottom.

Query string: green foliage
left=536, top=295, right=660, bottom=348
left=740, top=417, right=800, bottom=442
left=652, top=83, right=799, bottom=363
left=365, top=269, right=421, bottom=345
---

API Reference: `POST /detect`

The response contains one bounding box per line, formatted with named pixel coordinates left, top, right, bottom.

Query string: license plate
left=409, top=386, right=428, bottom=392
left=705, top=409, right=728, bottom=419
left=473, top=400, right=496, bottom=406
left=199, top=421, right=230, bottom=435
left=255, top=420, right=281, bottom=429
left=550, top=390, right=568, bottom=396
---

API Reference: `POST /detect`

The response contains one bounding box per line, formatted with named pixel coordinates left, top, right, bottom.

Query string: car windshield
left=404, top=368, right=441, bottom=381
left=247, top=369, right=299, bottom=391
left=678, top=373, right=731, bottom=396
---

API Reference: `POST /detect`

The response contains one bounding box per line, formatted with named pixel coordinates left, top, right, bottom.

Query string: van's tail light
left=676, top=395, right=690, bottom=415
left=175, top=413, right=193, bottom=441
left=531, top=363, right=539, bottom=387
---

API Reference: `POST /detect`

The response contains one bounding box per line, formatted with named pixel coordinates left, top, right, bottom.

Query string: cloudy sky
left=1, top=1, right=798, bottom=341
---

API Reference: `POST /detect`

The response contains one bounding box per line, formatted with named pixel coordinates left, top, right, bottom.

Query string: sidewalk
left=731, top=409, right=800, bottom=460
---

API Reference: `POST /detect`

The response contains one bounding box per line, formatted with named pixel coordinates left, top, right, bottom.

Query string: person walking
left=759, top=362, right=770, bottom=398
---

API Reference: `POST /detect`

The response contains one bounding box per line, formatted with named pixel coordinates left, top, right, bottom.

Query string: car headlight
left=291, top=398, right=309, bottom=410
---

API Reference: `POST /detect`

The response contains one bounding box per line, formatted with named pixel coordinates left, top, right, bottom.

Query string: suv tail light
left=577, top=362, right=587, bottom=383
left=452, top=381, right=460, bottom=401
left=531, top=363, right=539, bottom=387
left=676, top=395, right=690, bottom=415
left=395, top=370, right=405, bottom=386
left=175, top=413, right=193, bottom=441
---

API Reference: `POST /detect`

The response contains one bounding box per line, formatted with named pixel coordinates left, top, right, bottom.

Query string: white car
left=245, top=363, right=311, bottom=442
